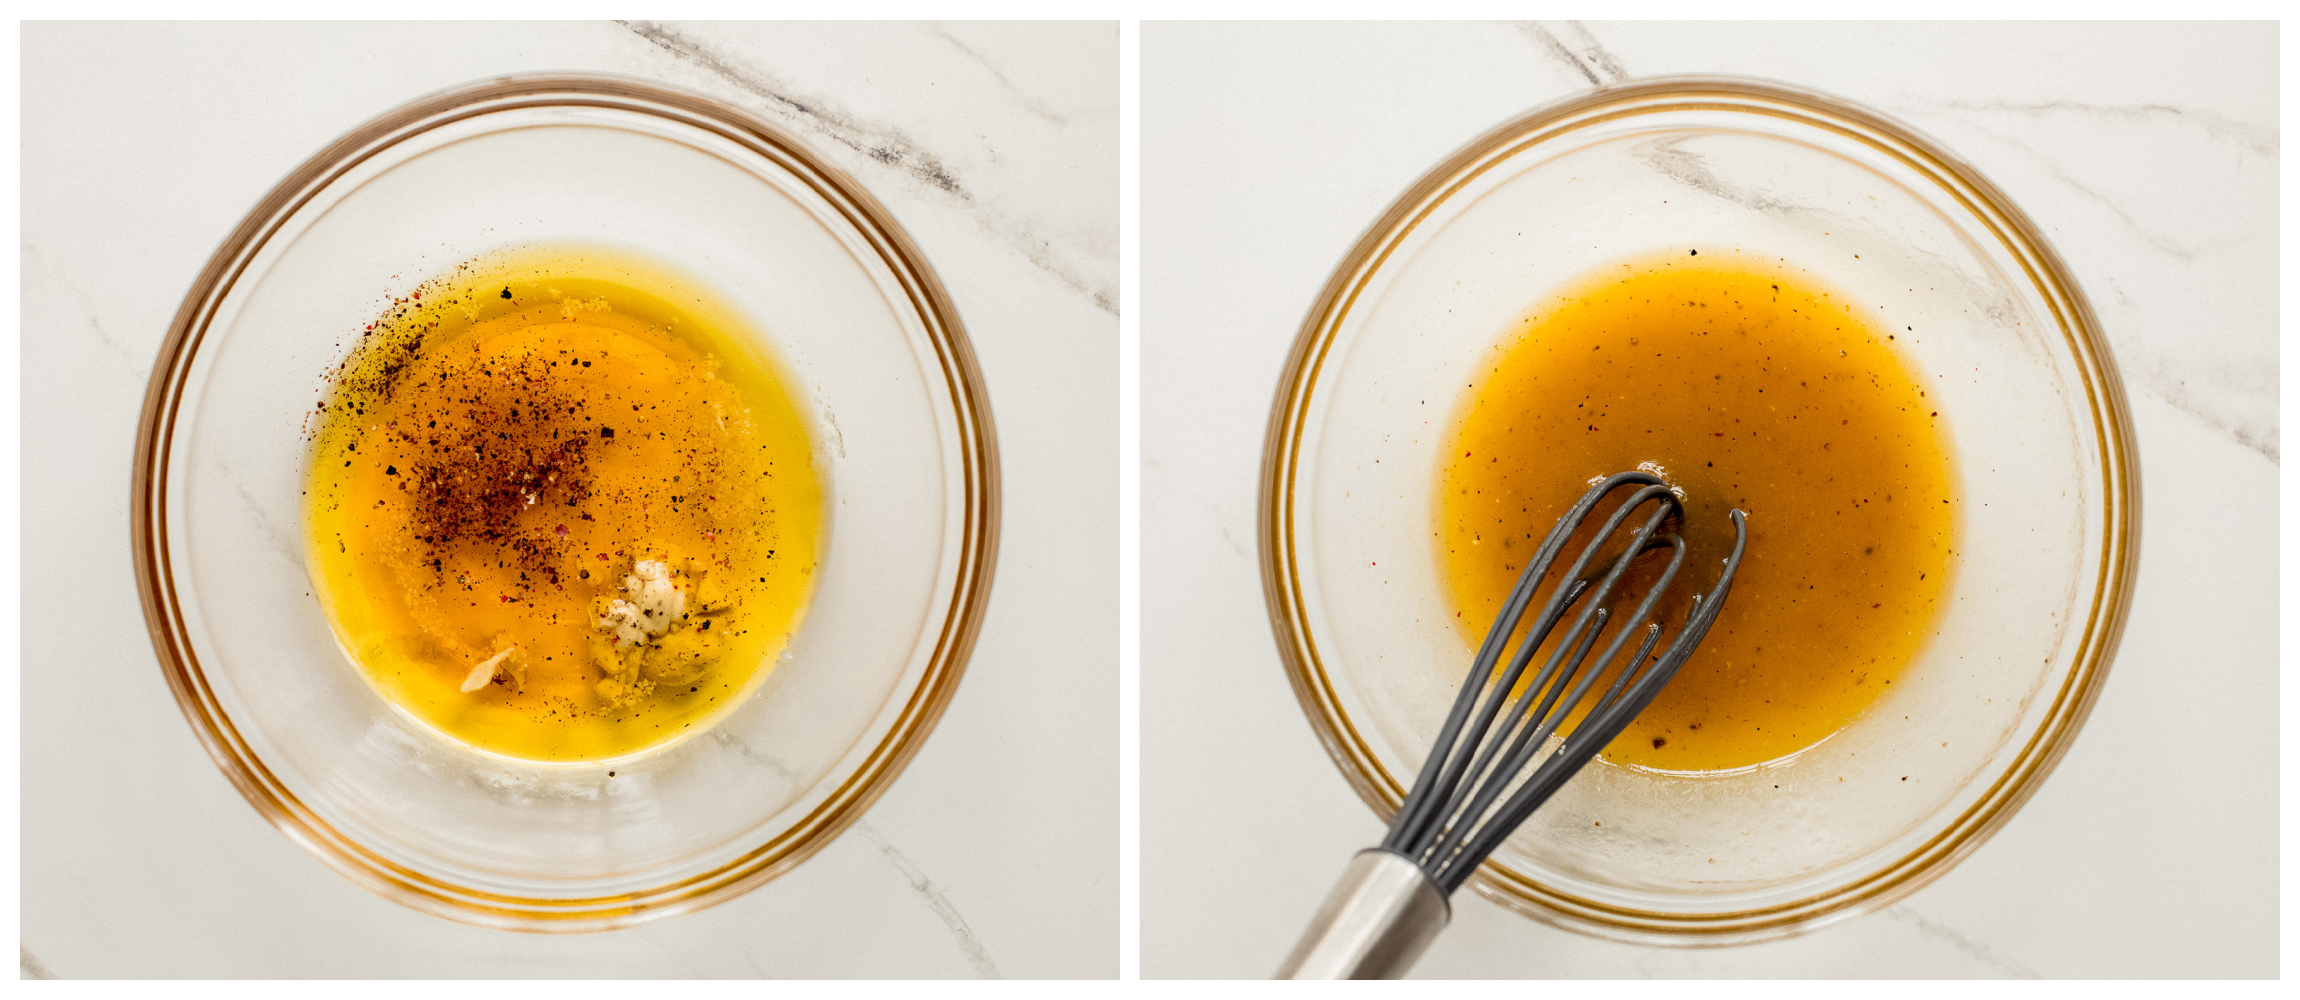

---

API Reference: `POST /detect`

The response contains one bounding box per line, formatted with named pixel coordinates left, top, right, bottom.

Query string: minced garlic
left=588, top=551, right=730, bottom=709
left=599, top=559, right=685, bottom=647
left=460, top=646, right=520, bottom=693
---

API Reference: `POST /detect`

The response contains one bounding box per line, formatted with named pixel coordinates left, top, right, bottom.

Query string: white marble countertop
left=1140, top=21, right=2277, bottom=978
left=22, top=21, right=1115, bottom=978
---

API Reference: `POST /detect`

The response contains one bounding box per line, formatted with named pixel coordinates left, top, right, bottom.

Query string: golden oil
left=305, top=246, right=822, bottom=762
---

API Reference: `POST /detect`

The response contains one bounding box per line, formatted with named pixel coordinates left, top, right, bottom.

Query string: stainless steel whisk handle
left=1275, top=849, right=1451, bottom=979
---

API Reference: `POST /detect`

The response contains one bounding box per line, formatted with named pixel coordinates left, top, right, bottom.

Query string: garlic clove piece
left=599, top=599, right=649, bottom=646
left=460, top=646, right=518, bottom=693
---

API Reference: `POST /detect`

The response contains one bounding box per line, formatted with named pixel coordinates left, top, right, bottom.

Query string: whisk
left=1278, top=470, right=1747, bottom=979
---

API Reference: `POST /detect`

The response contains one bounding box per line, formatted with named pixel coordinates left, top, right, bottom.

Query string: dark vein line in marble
left=620, top=21, right=968, bottom=194
left=617, top=20, right=1117, bottom=316
left=927, top=22, right=1072, bottom=126
left=704, top=732, right=1002, bottom=977
left=1886, top=906, right=2042, bottom=978
left=2131, top=370, right=2271, bottom=462
left=223, top=459, right=298, bottom=564
left=1516, top=21, right=1629, bottom=87
left=1915, top=99, right=2277, bottom=158
left=21, top=947, right=58, bottom=980
left=857, top=823, right=1004, bottom=979
left=1949, top=121, right=2212, bottom=263
left=1636, top=136, right=1795, bottom=215
left=1216, top=520, right=1247, bottom=560
left=1931, top=122, right=2277, bottom=463
left=24, top=242, right=135, bottom=364
left=2133, top=362, right=2278, bottom=463
left=710, top=730, right=804, bottom=785
left=2041, top=171, right=2205, bottom=264
left=1633, top=133, right=2026, bottom=327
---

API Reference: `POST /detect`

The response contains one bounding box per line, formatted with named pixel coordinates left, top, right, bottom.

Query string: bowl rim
left=130, top=72, right=1001, bottom=932
left=1256, top=74, right=2140, bottom=944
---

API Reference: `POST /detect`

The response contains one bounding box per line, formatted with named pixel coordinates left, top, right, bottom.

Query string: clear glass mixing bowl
left=133, top=75, right=999, bottom=931
left=1259, top=77, right=2137, bottom=945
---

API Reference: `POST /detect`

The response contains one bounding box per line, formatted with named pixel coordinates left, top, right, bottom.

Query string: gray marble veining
left=927, top=23, right=1075, bottom=127
left=619, top=20, right=1119, bottom=317
left=19, top=949, right=57, bottom=981
left=1518, top=20, right=1631, bottom=87
left=1921, top=98, right=2277, bottom=158
left=705, top=729, right=999, bottom=976
left=1900, top=98, right=2280, bottom=462
left=1885, top=906, right=2042, bottom=979
left=857, top=823, right=1004, bottom=979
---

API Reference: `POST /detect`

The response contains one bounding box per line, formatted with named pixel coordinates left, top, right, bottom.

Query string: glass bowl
left=1259, top=77, right=2137, bottom=945
left=132, top=75, right=999, bottom=931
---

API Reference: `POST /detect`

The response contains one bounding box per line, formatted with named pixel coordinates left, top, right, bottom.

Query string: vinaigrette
left=1438, top=251, right=1956, bottom=772
left=306, top=247, right=822, bottom=761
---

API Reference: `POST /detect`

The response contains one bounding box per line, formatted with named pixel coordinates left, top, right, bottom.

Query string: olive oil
left=1438, top=252, right=1955, bottom=772
left=306, top=246, right=822, bottom=762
